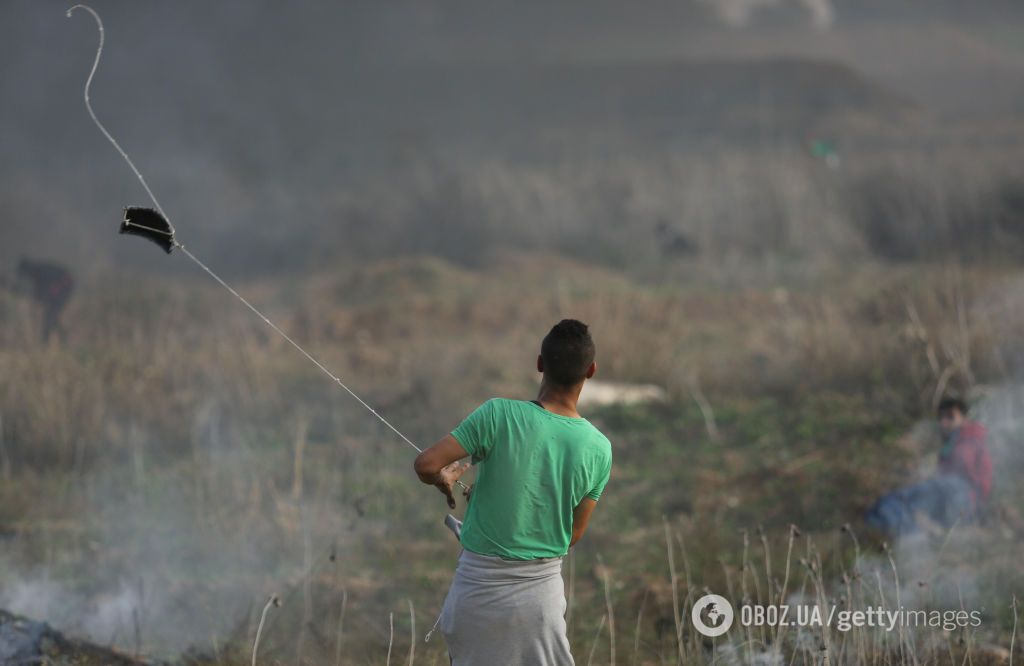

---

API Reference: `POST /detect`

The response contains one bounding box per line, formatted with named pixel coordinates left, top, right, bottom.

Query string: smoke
left=0, top=579, right=142, bottom=647
left=0, top=402, right=345, bottom=656
left=2, top=1, right=1023, bottom=662
left=798, top=0, right=835, bottom=29
left=700, top=0, right=779, bottom=28
left=0, top=579, right=72, bottom=628
left=699, top=0, right=836, bottom=29
left=844, top=380, right=1024, bottom=638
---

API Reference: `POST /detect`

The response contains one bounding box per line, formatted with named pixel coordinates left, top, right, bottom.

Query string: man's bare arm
left=570, top=498, right=598, bottom=546
left=414, top=434, right=471, bottom=509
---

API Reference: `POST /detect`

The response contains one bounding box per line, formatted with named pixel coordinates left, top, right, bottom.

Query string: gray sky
left=3, top=0, right=1023, bottom=273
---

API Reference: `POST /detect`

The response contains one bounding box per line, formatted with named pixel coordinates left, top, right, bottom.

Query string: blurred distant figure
left=810, top=138, right=841, bottom=170
left=655, top=219, right=697, bottom=258
left=17, top=257, right=74, bottom=341
left=865, top=398, right=992, bottom=538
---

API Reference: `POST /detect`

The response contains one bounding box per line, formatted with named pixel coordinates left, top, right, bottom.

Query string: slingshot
left=67, top=5, right=469, bottom=503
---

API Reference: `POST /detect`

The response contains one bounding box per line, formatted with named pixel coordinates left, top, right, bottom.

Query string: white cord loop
left=67, top=4, right=469, bottom=490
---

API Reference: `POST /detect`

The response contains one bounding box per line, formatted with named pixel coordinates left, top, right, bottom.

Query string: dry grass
left=1, top=250, right=1023, bottom=663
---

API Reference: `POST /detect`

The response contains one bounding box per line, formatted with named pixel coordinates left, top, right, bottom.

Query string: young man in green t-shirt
left=414, top=319, right=612, bottom=665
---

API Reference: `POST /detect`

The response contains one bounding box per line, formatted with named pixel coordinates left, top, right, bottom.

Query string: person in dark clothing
left=865, top=398, right=993, bottom=538
left=17, top=257, right=75, bottom=341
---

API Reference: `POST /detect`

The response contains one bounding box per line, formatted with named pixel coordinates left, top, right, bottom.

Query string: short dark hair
left=541, top=319, right=595, bottom=387
left=937, top=397, right=968, bottom=416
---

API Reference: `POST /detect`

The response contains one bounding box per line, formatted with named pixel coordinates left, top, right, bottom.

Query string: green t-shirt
left=450, top=397, right=612, bottom=560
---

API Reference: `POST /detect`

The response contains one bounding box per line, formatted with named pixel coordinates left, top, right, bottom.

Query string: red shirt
left=938, top=421, right=992, bottom=505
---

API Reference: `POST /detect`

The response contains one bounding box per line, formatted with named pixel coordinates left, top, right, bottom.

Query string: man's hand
left=414, top=434, right=472, bottom=508
left=433, top=461, right=471, bottom=509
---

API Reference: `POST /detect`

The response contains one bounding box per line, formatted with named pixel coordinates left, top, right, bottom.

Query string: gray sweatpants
left=440, top=549, right=574, bottom=666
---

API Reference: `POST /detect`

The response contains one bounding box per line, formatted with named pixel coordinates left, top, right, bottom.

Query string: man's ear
left=537, top=354, right=544, bottom=373
left=585, top=360, right=597, bottom=379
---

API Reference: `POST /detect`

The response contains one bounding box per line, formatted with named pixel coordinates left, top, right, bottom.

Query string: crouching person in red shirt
left=865, top=397, right=992, bottom=538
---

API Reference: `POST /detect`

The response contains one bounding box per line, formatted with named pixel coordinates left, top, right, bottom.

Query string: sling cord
left=66, top=5, right=467, bottom=492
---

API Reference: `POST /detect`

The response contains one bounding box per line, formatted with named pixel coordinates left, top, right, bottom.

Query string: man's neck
left=535, top=381, right=583, bottom=418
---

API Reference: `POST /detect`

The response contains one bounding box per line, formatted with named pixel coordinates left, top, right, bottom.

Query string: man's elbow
left=413, top=453, right=437, bottom=482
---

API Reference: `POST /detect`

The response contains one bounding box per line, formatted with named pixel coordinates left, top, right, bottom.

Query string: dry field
left=2, top=248, right=1023, bottom=664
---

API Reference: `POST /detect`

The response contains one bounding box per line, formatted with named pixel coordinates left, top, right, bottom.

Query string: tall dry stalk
left=1011, top=595, right=1018, bottom=666
left=386, top=611, right=394, bottom=666
left=632, top=589, right=648, bottom=666
left=840, top=524, right=870, bottom=665
left=740, top=529, right=755, bottom=664
left=408, top=599, right=416, bottom=666
left=686, top=372, right=720, bottom=443
left=672, top=527, right=697, bottom=656
left=587, top=614, right=608, bottom=666
left=884, top=546, right=910, bottom=666
left=719, top=557, right=735, bottom=603
left=672, top=527, right=693, bottom=592
left=874, top=570, right=890, bottom=661
left=759, top=527, right=773, bottom=603
left=957, top=582, right=974, bottom=666
left=775, top=525, right=798, bottom=653
left=252, top=594, right=279, bottom=666
left=754, top=526, right=771, bottom=650
left=664, top=516, right=684, bottom=665
left=334, top=589, right=348, bottom=666
left=806, top=548, right=833, bottom=664
left=597, top=554, right=616, bottom=666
